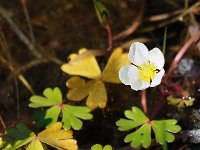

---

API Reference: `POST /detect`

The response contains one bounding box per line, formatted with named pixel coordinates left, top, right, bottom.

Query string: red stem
left=150, top=32, right=200, bottom=118
left=141, top=90, right=147, bottom=113
left=105, top=23, right=113, bottom=52
left=150, top=98, right=165, bottom=119
left=0, top=114, right=6, bottom=130
left=165, top=31, right=200, bottom=80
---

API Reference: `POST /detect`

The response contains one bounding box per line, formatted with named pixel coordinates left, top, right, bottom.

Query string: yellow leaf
left=67, top=77, right=107, bottom=109
left=26, top=138, right=44, bottom=150
left=0, top=137, right=3, bottom=147
left=101, top=47, right=130, bottom=83
left=86, top=80, right=107, bottom=109
left=66, top=76, right=85, bottom=88
left=67, top=77, right=95, bottom=101
left=38, top=122, right=78, bottom=150
left=61, top=48, right=101, bottom=79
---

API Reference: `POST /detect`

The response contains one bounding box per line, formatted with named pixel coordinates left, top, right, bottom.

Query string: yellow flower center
left=137, top=61, right=157, bottom=83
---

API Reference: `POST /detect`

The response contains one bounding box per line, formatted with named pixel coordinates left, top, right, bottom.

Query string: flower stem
left=105, top=23, right=113, bottom=52
left=141, top=90, right=147, bottom=113
left=165, top=30, right=200, bottom=80
left=0, top=114, right=6, bottom=131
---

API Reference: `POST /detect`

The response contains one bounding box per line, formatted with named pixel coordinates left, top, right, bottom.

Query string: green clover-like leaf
left=151, top=119, right=181, bottom=144
left=116, top=106, right=181, bottom=148
left=125, top=124, right=151, bottom=148
left=29, top=87, right=62, bottom=108
left=1, top=122, right=78, bottom=150
left=32, top=105, right=61, bottom=127
left=62, top=105, right=93, bottom=130
left=103, top=145, right=112, bottom=150
left=91, top=144, right=112, bottom=150
left=91, top=144, right=102, bottom=150
left=1, top=123, right=35, bottom=150
left=116, top=106, right=149, bottom=131
left=29, top=87, right=93, bottom=130
left=29, top=87, right=63, bottom=127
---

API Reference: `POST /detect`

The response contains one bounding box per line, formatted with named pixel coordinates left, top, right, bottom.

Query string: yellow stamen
left=137, top=61, right=157, bottom=83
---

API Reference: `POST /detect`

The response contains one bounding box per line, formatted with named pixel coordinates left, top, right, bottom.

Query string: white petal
left=140, top=81, right=150, bottom=90
left=119, top=65, right=133, bottom=85
left=148, top=48, right=165, bottom=70
left=128, top=42, right=149, bottom=66
left=127, top=65, right=150, bottom=91
left=127, top=65, right=140, bottom=90
left=150, top=69, right=165, bottom=87
left=127, top=65, right=139, bottom=81
left=130, top=80, right=142, bottom=91
left=130, top=80, right=150, bottom=91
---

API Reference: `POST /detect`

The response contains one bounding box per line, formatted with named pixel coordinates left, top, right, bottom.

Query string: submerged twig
left=162, top=27, right=168, bottom=55
left=0, top=28, right=35, bottom=94
left=0, top=114, right=6, bottom=130
left=14, top=77, right=20, bottom=119
left=0, top=6, right=63, bottom=65
left=113, top=1, right=144, bottom=40
left=0, top=6, right=41, bottom=58
left=0, top=54, right=35, bottom=94
left=10, top=59, right=48, bottom=78
left=18, top=74, right=35, bottom=94
left=165, top=30, right=200, bottom=80
left=20, top=0, right=35, bottom=43
left=152, top=31, right=200, bottom=119
left=144, top=9, right=183, bottom=22
left=144, top=7, right=200, bottom=23
left=120, top=37, right=150, bottom=49
left=141, top=1, right=200, bottom=33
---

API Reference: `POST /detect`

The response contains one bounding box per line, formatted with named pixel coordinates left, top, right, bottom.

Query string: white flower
left=119, top=42, right=165, bottom=91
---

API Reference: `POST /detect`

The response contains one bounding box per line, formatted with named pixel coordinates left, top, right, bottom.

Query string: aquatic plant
left=119, top=42, right=165, bottom=91
left=2, top=0, right=200, bottom=149
left=29, top=87, right=93, bottom=130
left=1, top=122, right=78, bottom=150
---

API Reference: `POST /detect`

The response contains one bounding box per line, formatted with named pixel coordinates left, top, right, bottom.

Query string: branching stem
left=165, top=30, right=200, bottom=80
left=0, top=6, right=41, bottom=58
